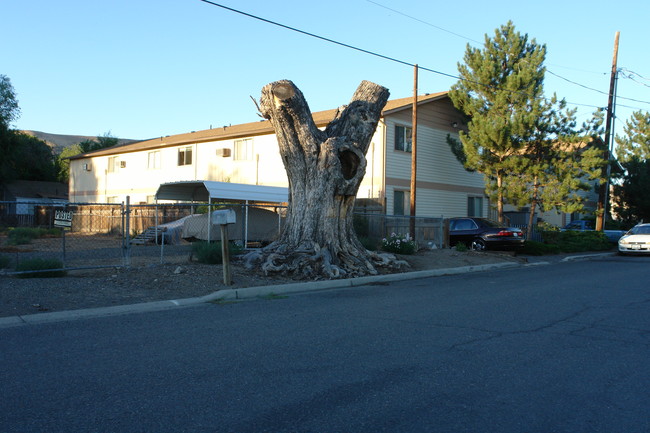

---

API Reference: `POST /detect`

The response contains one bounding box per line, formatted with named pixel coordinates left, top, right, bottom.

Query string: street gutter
left=0, top=262, right=520, bottom=328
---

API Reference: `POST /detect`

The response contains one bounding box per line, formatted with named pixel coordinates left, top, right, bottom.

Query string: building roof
left=2, top=180, right=69, bottom=200
left=155, top=181, right=288, bottom=203
left=70, top=91, right=448, bottom=160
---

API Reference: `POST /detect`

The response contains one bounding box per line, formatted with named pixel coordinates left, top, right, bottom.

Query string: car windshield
left=630, top=225, right=650, bottom=235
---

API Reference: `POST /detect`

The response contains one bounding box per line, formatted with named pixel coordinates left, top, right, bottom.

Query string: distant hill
left=21, top=130, right=140, bottom=154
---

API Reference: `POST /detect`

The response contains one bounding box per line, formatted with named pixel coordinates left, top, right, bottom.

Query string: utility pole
left=595, top=31, right=620, bottom=231
left=409, top=65, right=418, bottom=240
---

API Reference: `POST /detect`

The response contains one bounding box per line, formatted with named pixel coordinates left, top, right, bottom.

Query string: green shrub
left=6, top=227, right=62, bottom=245
left=7, top=228, right=36, bottom=245
left=537, top=230, right=613, bottom=254
left=381, top=233, right=417, bottom=255
left=558, top=230, right=612, bottom=252
left=358, top=236, right=379, bottom=251
left=540, top=230, right=562, bottom=245
left=454, top=242, right=468, bottom=252
left=536, top=221, right=560, bottom=232
left=192, top=241, right=243, bottom=264
left=15, top=258, right=67, bottom=278
left=520, top=241, right=561, bottom=255
left=195, top=205, right=228, bottom=214
left=353, top=215, right=370, bottom=238
left=41, top=228, right=63, bottom=237
left=0, top=255, right=11, bottom=269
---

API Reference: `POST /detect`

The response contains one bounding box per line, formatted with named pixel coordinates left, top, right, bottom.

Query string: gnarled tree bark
left=244, top=80, right=408, bottom=279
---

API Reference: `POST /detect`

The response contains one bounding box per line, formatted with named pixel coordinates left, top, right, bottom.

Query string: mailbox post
left=211, top=209, right=236, bottom=285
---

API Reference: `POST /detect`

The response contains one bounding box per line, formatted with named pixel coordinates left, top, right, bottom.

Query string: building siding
left=383, top=100, right=485, bottom=217
left=69, top=94, right=490, bottom=218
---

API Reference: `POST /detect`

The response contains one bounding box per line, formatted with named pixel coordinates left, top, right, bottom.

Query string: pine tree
left=613, top=110, right=650, bottom=225
left=616, top=110, right=650, bottom=163
left=449, top=21, right=547, bottom=222
left=505, top=98, right=605, bottom=237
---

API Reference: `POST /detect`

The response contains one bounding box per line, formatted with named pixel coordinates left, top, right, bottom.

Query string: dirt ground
left=0, top=248, right=523, bottom=318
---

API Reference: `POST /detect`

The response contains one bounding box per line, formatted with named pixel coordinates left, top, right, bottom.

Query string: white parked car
left=618, top=223, right=650, bottom=254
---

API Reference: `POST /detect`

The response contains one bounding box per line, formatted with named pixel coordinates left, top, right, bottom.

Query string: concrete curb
left=0, top=261, right=521, bottom=329
left=200, top=261, right=520, bottom=302
left=560, top=252, right=614, bottom=262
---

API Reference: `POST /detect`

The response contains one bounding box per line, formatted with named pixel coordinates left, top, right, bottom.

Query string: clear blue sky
left=4, top=0, right=650, bottom=143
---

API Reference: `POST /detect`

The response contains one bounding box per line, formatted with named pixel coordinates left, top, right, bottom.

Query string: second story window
left=148, top=151, right=161, bottom=170
left=234, top=138, right=254, bottom=161
left=108, top=156, right=118, bottom=173
left=178, top=146, right=192, bottom=166
left=395, top=125, right=412, bottom=152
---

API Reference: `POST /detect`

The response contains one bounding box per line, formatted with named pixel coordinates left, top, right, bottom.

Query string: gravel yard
left=0, top=246, right=523, bottom=318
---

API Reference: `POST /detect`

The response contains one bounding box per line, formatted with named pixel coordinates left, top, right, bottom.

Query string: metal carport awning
left=154, top=181, right=288, bottom=247
left=155, top=181, right=288, bottom=203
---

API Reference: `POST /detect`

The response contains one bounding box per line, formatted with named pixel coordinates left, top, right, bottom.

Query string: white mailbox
left=211, top=209, right=236, bottom=225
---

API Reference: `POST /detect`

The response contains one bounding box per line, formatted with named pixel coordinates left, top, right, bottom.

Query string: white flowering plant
left=380, top=233, right=417, bottom=255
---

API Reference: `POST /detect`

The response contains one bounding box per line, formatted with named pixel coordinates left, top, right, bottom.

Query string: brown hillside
left=21, top=130, right=140, bottom=154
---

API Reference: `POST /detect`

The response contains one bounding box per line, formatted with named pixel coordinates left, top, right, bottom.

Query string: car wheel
left=471, top=238, right=486, bottom=251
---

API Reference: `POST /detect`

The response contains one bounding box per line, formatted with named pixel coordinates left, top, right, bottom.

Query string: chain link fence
left=1, top=202, right=126, bottom=275
left=0, top=200, right=289, bottom=276
left=1, top=199, right=457, bottom=276
left=353, top=213, right=446, bottom=250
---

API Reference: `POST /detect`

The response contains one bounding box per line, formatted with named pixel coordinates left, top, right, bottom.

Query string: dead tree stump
left=244, top=80, right=408, bottom=279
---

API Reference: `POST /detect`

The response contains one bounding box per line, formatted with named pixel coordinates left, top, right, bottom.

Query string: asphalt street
left=1, top=254, right=649, bottom=432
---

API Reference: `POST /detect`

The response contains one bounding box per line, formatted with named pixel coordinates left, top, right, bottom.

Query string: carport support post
left=61, top=213, right=66, bottom=269
left=154, top=200, right=159, bottom=245
left=443, top=218, right=450, bottom=249
left=220, top=223, right=231, bottom=285
left=244, top=201, right=249, bottom=248
left=207, top=202, right=212, bottom=243
left=124, top=196, right=131, bottom=267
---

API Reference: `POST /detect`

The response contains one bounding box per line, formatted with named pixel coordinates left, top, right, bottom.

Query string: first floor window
left=394, top=190, right=410, bottom=216
left=178, top=146, right=192, bottom=166
left=395, top=125, right=412, bottom=152
left=468, top=196, right=483, bottom=217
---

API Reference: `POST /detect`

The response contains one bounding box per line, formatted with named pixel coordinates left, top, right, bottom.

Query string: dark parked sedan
left=448, top=217, right=525, bottom=251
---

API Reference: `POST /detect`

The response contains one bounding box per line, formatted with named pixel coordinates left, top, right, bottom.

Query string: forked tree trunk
left=244, top=80, right=408, bottom=279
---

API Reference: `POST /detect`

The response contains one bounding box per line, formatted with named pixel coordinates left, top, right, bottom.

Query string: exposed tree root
left=242, top=245, right=409, bottom=280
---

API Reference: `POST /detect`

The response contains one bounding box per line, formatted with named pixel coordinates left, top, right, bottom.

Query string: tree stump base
left=248, top=79, right=409, bottom=280
left=243, top=244, right=409, bottom=280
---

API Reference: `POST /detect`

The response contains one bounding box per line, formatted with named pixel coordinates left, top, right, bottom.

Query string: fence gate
left=1, top=202, right=127, bottom=276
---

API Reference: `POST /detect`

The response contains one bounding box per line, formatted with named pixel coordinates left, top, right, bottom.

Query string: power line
left=199, top=0, right=650, bottom=112
left=199, top=1, right=412, bottom=69
left=365, top=0, right=482, bottom=45
left=364, top=1, right=650, bottom=110
left=619, top=68, right=650, bottom=89
left=198, top=0, right=461, bottom=81
left=197, top=0, right=548, bottom=96
left=620, top=68, right=650, bottom=82
left=547, top=70, right=609, bottom=95
left=547, top=69, right=650, bottom=109
left=546, top=64, right=608, bottom=75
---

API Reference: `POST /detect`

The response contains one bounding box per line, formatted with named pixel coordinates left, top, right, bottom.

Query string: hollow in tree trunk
left=244, top=80, right=408, bottom=279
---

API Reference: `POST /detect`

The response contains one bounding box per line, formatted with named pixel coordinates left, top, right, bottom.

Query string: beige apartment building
left=68, top=92, right=490, bottom=218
